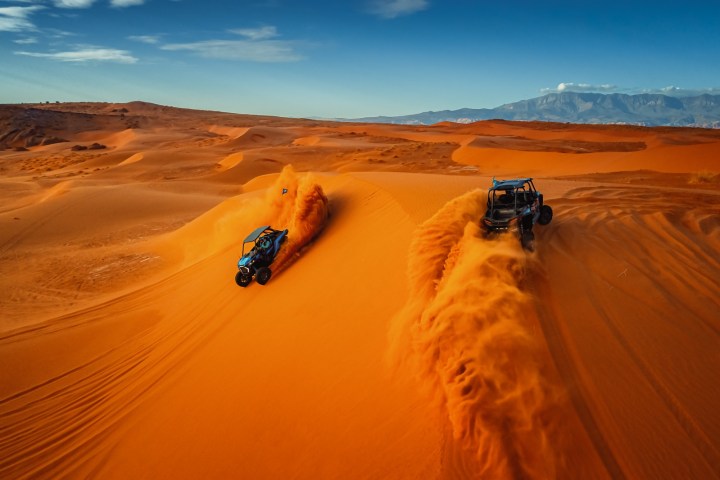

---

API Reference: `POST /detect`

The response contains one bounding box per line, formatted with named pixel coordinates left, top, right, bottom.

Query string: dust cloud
left=161, top=164, right=328, bottom=268
left=391, top=189, right=566, bottom=479
left=261, top=164, right=329, bottom=272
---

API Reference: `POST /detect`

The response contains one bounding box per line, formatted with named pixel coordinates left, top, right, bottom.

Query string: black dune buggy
left=235, top=225, right=288, bottom=287
left=481, top=178, right=553, bottom=251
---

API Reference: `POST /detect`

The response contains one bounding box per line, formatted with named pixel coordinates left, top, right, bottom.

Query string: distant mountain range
left=344, top=92, right=720, bottom=128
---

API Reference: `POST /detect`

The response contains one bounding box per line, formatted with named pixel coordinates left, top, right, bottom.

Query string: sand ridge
left=1, top=102, right=719, bottom=479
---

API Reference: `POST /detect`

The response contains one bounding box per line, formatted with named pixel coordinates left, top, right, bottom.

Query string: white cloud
left=53, top=0, right=96, bottom=8
left=540, top=83, right=720, bottom=97
left=161, top=26, right=303, bottom=62
left=0, top=5, right=41, bottom=14
left=46, top=27, right=76, bottom=37
left=653, top=86, right=720, bottom=97
left=229, top=26, right=278, bottom=40
left=369, top=0, right=429, bottom=19
left=129, top=34, right=160, bottom=44
left=0, top=5, right=43, bottom=32
left=541, top=82, right=619, bottom=94
left=15, top=47, right=138, bottom=63
left=110, top=0, right=145, bottom=7
left=13, top=36, right=38, bottom=44
left=161, top=39, right=302, bottom=62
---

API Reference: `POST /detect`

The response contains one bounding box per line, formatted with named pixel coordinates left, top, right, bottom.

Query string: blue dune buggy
left=235, top=225, right=288, bottom=287
left=481, top=178, right=553, bottom=251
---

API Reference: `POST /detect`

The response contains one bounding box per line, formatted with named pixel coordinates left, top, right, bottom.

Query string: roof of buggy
left=243, top=225, right=271, bottom=243
left=490, top=178, right=532, bottom=191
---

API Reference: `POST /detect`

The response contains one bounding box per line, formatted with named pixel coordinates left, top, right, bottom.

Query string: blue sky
left=1, top=0, right=719, bottom=118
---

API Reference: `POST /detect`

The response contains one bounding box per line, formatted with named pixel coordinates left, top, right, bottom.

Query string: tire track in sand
left=536, top=185, right=720, bottom=478
left=529, top=272, right=626, bottom=480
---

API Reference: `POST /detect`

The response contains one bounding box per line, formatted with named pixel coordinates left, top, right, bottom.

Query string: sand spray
left=390, top=189, right=566, bottom=479
left=160, top=164, right=328, bottom=269
left=261, top=164, right=329, bottom=272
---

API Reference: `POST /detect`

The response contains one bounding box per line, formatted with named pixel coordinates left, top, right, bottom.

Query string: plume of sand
left=160, top=165, right=327, bottom=271
left=260, top=164, right=329, bottom=272
left=390, top=189, right=565, bottom=479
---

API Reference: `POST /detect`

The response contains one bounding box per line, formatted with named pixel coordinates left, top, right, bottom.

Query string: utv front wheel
left=256, top=267, right=272, bottom=285
left=235, top=272, right=252, bottom=287
left=538, top=205, right=553, bottom=225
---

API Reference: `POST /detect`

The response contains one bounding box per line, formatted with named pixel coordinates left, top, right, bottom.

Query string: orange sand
left=1, top=103, right=719, bottom=479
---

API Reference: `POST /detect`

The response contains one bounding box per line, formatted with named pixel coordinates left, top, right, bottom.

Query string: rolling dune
left=118, top=152, right=144, bottom=166
left=1, top=103, right=719, bottom=479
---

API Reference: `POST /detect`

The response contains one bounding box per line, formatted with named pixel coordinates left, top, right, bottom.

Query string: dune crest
left=38, top=180, right=73, bottom=203
left=216, top=152, right=243, bottom=171
left=207, top=125, right=250, bottom=139
left=118, top=152, right=143, bottom=166
left=101, top=129, right=136, bottom=148
left=391, top=190, right=566, bottom=478
left=292, top=135, right=320, bottom=146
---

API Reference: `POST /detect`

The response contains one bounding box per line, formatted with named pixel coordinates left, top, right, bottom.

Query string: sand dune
left=118, top=152, right=144, bottom=166
left=1, top=102, right=719, bottom=479
left=76, top=129, right=137, bottom=149
left=215, top=152, right=243, bottom=172
left=207, top=125, right=250, bottom=139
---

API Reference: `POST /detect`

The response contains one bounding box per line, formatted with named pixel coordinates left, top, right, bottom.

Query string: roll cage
left=487, top=178, right=539, bottom=221
left=241, top=226, right=283, bottom=256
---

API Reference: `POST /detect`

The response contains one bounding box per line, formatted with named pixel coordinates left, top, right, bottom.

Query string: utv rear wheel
left=256, top=267, right=272, bottom=285
left=538, top=205, right=553, bottom=225
left=521, top=230, right=535, bottom=252
left=235, top=272, right=252, bottom=287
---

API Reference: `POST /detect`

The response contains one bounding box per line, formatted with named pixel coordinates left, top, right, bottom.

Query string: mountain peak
left=349, top=92, right=720, bottom=128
